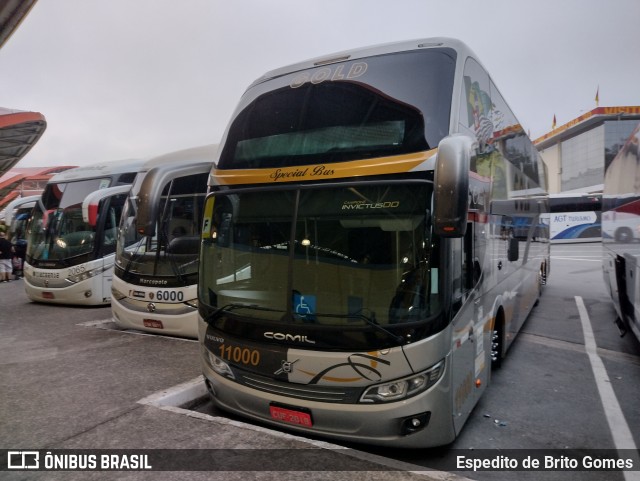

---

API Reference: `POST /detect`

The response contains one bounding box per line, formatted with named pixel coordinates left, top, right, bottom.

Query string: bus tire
left=534, top=262, right=546, bottom=306
left=491, top=309, right=505, bottom=370
left=615, top=227, right=633, bottom=243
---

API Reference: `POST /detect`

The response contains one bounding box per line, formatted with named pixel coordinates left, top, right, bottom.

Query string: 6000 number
left=156, top=290, right=184, bottom=302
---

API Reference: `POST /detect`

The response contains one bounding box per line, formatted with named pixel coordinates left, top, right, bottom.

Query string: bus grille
left=237, top=372, right=363, bottom=404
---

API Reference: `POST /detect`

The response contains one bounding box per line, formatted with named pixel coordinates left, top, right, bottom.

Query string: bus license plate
left=143, top=319, right=164, bottom=329
left=269, top=404, right=313, bottom=427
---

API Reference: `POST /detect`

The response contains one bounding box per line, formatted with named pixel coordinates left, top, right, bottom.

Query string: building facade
left=535, top=106, right=640, bottom=194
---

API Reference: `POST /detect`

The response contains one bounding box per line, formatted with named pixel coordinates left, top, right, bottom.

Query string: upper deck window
left=218, top=48, right=456, bottom=170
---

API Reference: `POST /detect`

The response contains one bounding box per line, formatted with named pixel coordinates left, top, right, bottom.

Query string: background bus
left=549, top=193, right=602, bottom=243
left=111, top=145, right=217, bottom=338
left=23, top=159, right=144, bottom=305
left=2, top=195, right=41, bottom=278
left=197, top=37, right=549, bottom=447
left=603, top=121, right=640, bottom=342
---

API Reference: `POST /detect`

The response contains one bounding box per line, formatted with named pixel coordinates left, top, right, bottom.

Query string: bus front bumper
left=200, top=355, right=456, bottom=448
left=111, top=296, right=199, bottom=339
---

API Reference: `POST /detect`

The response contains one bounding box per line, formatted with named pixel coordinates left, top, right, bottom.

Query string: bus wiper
left=205, top=303, right=285, bottom=324
left=315, top=312, right=405, bottom=344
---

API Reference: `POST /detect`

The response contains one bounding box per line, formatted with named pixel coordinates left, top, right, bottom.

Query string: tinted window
left=219, top=49, right=456, bottom=169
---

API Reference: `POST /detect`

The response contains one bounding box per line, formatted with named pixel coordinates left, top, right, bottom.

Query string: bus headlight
left=184, top=298, right=198, bottom=309
left=205, top=348, right=235, bottom=380
left=360, top=359, right=445, bottom=403
left=111, top=286, right=127, bottom=301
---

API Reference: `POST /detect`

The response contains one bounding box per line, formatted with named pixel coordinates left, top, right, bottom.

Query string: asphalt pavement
left=0, top=278, right=471, bottom=481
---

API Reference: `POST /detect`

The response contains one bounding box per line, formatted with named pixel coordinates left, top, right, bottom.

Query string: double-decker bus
left=111, top=145, right=217, bottom=338
left=23, top=160, right=144, bottom=305
left=549, top=193, right=601, bottom=243
left=603, top=121, right=640, bottom=342
left=197, top=37, right=550, bottom=447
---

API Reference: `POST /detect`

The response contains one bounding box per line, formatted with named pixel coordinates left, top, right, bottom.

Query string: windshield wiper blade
left=205, top=303, right=285, bottom=324
left=314, top=312, right=404, bottom=344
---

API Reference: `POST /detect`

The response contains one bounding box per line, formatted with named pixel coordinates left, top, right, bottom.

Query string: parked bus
left=2, top=194, right=40, bottom=241
left=2, top=195, right=41, bottom=278
left=549, top=193, right=601, bottom=243
left=197, top=37, right=550, bottom=447
left=111, top=145, right=217, bottom=338
left=603, top=121, right=640, bottom=342
left=23, top=159, right=144, bottom=305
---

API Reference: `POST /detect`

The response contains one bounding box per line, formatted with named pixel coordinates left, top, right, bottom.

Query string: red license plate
left=269, top=405, right=313, bottom=427
left=143, top=319, right=164, bottom=329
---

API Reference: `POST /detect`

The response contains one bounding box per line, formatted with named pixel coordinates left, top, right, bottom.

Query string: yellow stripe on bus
left=212, top=149, right=437, bottom=185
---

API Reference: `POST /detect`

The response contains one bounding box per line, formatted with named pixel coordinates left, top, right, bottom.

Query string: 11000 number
left=218, top=344, right=260, bottom=366
left=156, top=290, right=184, bottom=302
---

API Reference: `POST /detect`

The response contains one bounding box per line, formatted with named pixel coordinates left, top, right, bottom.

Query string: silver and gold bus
left=198, top=37, right=549, bottom=447
left=111, top=145, right=216, bottom=338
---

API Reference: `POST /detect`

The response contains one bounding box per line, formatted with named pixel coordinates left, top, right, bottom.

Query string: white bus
left=2, top=195, right=41, bottom=278
left=111, top=145, right=217, bottom=338
left=549, top=193, right=601, bottom=243
left=23, top=160, right=144, bottom=305
left=197, top=37, right=550, bottom=447
left=603, top=121, right=640, bottom=342
left=2, top=195, right=41, bottom=242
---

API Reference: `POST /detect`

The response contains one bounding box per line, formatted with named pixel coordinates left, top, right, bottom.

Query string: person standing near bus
left=0, top=230, right=14, bottom=282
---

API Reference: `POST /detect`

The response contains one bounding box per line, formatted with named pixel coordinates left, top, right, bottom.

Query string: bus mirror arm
left=433, top=135, right=474, bottom=238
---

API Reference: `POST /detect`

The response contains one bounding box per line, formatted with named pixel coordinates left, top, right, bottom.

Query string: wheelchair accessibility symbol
left=293, top=293, right=316, bottom=319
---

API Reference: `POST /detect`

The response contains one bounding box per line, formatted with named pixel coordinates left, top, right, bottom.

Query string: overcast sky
left=1, top=0, right=639, bottom=167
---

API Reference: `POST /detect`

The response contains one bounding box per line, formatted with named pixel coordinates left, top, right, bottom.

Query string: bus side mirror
left=434, top=135, right=473, bottom=238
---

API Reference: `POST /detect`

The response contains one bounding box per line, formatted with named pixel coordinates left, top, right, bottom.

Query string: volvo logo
left=274, top=359, right=299, bottom=375
left=147, top=303, right=156, bottom=313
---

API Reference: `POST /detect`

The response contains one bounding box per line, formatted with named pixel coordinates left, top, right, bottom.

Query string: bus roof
left=137, top=144, right=219, bottom=173
left=48, top=158, right=147, bottom=183
left=252, top=37, right=473, bottom=87
left=0, top=194, right=40, bottom=223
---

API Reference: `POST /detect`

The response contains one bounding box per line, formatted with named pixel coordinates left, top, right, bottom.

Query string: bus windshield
left=217, top=48, right=456, bottom=169
left=200, top=182, right=443, bottom=349
left=26, top=178, right=111, bottom=263
left=117, top=174, right=206, bottom=285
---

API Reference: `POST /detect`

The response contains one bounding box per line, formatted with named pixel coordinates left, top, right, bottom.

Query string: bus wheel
left=534, top=263, right=546, bottom=306
left=491, top=311, right=504, bottom=369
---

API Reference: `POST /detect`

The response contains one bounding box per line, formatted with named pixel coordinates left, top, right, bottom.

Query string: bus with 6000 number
left=111, top=145, right=217, bottom=338
left=197, top=37, right=549, bottom=447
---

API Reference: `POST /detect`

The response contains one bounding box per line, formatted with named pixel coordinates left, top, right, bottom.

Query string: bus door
left=82, top=185, right=131, bottom=301
left=451, top=222, right=487, bottom=434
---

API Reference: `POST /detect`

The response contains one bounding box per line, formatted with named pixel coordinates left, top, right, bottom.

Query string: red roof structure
left=0, top=108, right=48, bottom=177
left=0, top=2, right=48, bottom=179
left=0, top=166, right=75, bottom=211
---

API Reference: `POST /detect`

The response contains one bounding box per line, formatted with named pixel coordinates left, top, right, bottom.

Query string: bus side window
left=452, top=223, right=476, bottom=312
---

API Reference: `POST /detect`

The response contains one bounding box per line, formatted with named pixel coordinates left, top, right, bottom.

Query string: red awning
left=0, top=108, right=47, bottom=176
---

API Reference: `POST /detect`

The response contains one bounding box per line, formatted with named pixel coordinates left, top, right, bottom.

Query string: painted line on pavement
left=575, top=296, right=640, bottom=481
